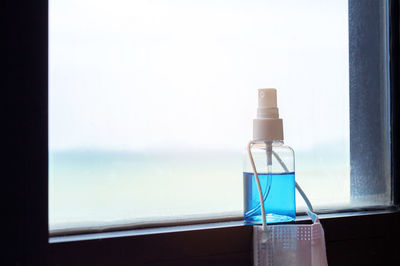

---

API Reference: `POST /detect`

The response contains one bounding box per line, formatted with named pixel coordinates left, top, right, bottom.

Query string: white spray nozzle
left=257, top=88, right=279, bottom=119
left=253, top=88, right=284, bottom=141
left=258, top=88, right=277, bottom=108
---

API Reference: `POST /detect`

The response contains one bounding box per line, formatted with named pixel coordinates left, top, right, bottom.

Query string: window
left=6, top=0, right=400, bottom=265
left=49, top=0, right=391, bottom=233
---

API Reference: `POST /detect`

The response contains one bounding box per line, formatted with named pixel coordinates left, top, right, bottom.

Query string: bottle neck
left=252, top=140, right=284, bottom=145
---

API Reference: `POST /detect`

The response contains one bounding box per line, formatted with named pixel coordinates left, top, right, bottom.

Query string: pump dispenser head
left=253, top=88, right=284, bottom=141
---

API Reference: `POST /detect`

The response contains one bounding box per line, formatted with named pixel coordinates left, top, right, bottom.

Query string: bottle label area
left=243, top=172, right=296, bottom=224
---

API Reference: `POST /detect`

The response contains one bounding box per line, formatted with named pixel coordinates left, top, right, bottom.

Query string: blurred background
left=49, top=0, right=350, bottom=230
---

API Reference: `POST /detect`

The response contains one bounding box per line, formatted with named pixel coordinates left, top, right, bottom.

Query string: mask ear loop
left=247, top=141, right=268, bottom=232
left=271, top=151, right=318, bottom=223
left=247, top=140, right=319, bottom=233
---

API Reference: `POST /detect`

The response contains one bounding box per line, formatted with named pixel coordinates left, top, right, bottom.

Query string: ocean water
left=49, top=150, right=245, bottom=230
left=49, top=148, right=350, bottom=231
left=243, top=172, right=295, bottom=224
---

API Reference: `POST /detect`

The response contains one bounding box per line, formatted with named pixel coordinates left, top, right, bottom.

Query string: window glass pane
left=348, top=0, right=391, bottom=207
left=49, top=0, right=376, bottom=230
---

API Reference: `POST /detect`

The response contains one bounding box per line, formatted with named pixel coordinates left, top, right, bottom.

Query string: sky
left=49, top=0, right=349, bottom=152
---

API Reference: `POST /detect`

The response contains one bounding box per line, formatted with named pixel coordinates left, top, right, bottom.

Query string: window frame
left=390, top=0, right=400, bottom=206
left=5, top=0, right=400, bottom=265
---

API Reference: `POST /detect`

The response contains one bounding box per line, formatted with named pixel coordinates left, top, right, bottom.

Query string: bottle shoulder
left=243, top=140, right=295, bottom=173
left=245, top=141, right=294, bottom=155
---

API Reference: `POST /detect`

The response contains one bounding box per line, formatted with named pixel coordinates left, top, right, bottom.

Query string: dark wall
left=5, top=0, right=48, bottom=265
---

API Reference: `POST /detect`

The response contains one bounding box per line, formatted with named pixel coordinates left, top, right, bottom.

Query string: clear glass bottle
left=243, top=88, right=296, bottom=224
left=243, top=140, right=295, bottom=224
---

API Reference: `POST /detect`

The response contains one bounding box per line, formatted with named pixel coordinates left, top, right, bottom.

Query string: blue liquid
left=243, top=172, right=295, bottom=224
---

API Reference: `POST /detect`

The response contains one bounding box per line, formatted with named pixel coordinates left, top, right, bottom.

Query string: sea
left=49, top=147, right=350, bottom=231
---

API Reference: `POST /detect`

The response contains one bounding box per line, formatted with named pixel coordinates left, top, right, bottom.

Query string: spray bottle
left=243, top=88, right=296, bottom=225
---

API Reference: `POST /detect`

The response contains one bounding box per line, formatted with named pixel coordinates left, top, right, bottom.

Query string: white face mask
left=247, top=141, right=329, bottom=266
left=253, top=211, right=328, bottom=266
